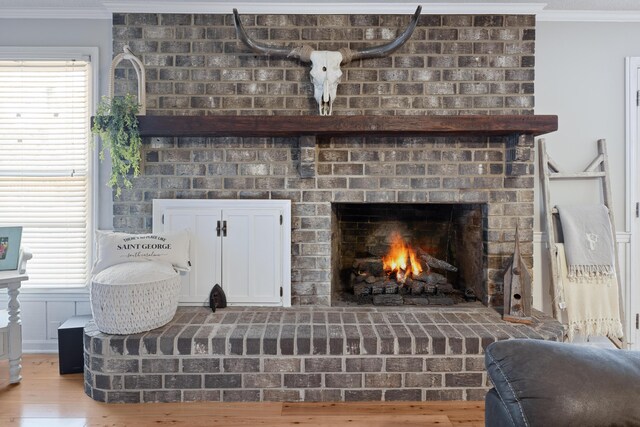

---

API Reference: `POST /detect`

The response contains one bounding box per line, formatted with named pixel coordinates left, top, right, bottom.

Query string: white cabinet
left=153, top=200, right=291, bottom=307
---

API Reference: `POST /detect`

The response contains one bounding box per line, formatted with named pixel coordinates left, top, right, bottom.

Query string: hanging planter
left=92, top=45, right=146, bottom=198
left=92, top=94, right=142, bottom=197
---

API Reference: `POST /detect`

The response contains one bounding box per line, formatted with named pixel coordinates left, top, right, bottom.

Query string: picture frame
left=0, top=226, right=22, bottom=271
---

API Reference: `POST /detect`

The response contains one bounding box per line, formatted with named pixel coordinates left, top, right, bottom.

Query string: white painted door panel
left=632, top=67, right=640, bottom=349
left=161, top=209, right=222, bottom=304
left=193, top=213, right=223, bottom=303
left=252, top=212, right=281, bottom=300
left=624, top=58, right=640, bottom=349
left=153, top=200, right=290, bottom=307
left=222, top=209, right=281, bottom=304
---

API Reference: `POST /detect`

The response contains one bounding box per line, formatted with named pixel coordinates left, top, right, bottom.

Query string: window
left=0, top=53, right=95, bottom=288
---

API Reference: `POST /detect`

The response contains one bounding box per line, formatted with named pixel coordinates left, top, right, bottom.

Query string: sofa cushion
left=484, top=389, right=513, bottom=427
left=485, top=339, right=640, bottom=427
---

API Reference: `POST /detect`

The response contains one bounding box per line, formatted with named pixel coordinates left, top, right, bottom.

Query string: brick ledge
left=83, top=305, right=563, bottom=403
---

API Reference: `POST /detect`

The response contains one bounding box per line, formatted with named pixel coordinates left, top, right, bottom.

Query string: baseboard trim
left=23, top=341, right=59, bottom=353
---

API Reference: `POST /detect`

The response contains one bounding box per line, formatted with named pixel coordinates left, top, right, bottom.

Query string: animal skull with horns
left=233, top=6, right=422, bottom=116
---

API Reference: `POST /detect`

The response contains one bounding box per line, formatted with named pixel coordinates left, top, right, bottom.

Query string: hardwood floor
left=0, top=354, right=485, bottom=427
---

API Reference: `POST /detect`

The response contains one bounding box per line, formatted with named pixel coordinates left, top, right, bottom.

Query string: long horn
left=342, top=5, right=422, bottom=64
left=233, top=8, right=310, bottom=60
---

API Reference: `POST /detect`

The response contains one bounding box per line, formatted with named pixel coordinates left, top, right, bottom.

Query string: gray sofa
left=484, top=339, right=640, bottom=427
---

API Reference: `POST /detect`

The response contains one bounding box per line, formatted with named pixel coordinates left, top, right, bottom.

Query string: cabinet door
left=161, top=209, right=222, bottom=304
left=222, top=208, right=282, bottom=305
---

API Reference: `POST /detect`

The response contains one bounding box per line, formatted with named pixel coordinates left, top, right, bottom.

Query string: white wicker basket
left=90, top=261, right=181, bottom=334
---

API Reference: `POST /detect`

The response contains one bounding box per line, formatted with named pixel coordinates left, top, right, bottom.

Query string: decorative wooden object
left=134, top=114, right=558, bottom=138
left=109, top=45, right=146, bottom=115
left=539, top=138, right=624, bottom=349
left=503, top=226, right=533, bottom=324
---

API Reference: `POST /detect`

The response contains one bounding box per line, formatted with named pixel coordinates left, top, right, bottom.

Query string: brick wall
left=111, top=12, right=536, bottom=306
left=113, top=13, right=534, bottom=116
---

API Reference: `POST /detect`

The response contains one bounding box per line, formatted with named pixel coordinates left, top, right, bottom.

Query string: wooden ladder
left=539, top=138, right=625, bottom=349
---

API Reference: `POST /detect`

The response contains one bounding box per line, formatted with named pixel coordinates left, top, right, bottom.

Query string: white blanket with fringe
left=555, top=243, right=623, bottom=341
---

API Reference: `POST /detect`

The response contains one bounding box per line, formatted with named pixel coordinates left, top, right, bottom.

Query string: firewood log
left=353, top=283, right=371, bottom=296
left=354, top=274, right=367, bottom=284
left=417, top=250, right=458, bottom=272
left=371, top=283, right=385, bottom=294
left=384, top=281, right=399, bottom=294
left=352, top=257, right=384, bottom=276
left=407, top=278, right=424, bottom=295
left=436, top=283, right=455, bottom=294
left=413, top=271, right=447, bottom=285
left=365, top=276, right=377, bottom=284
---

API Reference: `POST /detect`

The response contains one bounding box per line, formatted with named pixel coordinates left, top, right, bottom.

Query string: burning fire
left=381, top=233, right=423, bottom=283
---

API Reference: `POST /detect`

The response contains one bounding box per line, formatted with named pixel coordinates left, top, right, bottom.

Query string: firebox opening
left=331, top=203, right=486, bottom=306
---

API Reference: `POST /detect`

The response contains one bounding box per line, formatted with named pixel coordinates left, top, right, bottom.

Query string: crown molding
left=6, top=2, right=640, bottom=22
left=101, top=1, right=547, bottom=15
left=537, top=10, right=640, bottom=22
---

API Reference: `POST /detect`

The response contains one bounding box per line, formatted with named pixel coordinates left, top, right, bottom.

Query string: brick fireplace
left=83, top=11, right=563, bottom=404
left=112, top=11, right=545, bottom=308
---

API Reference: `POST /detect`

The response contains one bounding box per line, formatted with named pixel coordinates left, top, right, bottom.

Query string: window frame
left=0, top=46, right=99, bottom=291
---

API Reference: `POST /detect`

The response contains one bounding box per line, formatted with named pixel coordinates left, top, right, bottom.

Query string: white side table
left=0, top=249, right=31, bottom=384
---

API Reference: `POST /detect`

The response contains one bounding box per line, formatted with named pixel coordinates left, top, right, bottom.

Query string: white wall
left=0, top=18, right=112, bottom=351
left=534, top=21, right=640, bottom=341
left=535, top=21, right=640, bottom=227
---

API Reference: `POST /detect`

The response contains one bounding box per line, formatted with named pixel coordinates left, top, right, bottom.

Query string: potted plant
left=92, top=93, right=142, bottom=198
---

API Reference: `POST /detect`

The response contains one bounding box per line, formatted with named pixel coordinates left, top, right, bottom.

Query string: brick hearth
left=84, top=306, right=563, bottom=403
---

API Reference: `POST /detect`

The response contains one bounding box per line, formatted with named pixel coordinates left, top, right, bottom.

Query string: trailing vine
left=92, top=94, right=142, bottom=198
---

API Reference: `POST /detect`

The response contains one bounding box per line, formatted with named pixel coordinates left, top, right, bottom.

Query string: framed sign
left=0, top=226, right=22, bottom=271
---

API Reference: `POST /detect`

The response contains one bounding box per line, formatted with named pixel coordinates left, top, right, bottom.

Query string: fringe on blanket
left=567, top=318, right=624, bottom=342
left=567, top=264, right=615, bottom=282
left=555, top=243, right=623, bottom=343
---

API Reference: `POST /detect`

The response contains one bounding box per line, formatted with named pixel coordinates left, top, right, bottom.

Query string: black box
left=57, top=315, right=92, bottom=375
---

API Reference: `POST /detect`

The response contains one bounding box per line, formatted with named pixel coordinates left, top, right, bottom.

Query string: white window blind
left=0, top=59, right=91, bottom=287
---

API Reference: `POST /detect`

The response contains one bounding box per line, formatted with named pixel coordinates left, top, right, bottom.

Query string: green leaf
left=91, top=94, right=142, bottom=198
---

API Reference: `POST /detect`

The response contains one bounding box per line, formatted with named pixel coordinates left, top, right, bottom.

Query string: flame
left=381, top=233, right=423, bottom=283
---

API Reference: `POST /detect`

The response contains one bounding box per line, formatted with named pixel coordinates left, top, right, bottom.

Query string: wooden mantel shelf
left=135, top=114, right=558, bottom=138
